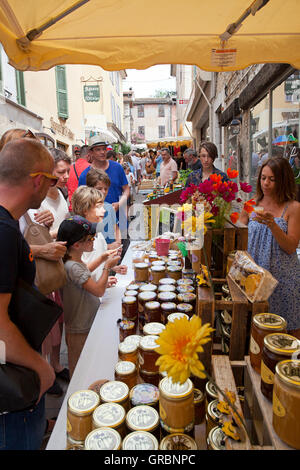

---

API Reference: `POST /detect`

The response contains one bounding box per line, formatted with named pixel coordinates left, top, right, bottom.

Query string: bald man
left=0, top=138, right=58, bottom=450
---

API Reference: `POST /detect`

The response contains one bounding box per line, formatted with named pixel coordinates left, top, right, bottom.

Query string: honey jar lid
left=68, top=390, right=100, bottom=416
left=124, top=335, right=142, bottom=347
left=221, top=310, right=232, bottom=325
left=207, top=399, right=223, bottom=422
left=205, top=380, right=218, bottom=399
left=143, top=322, right=165, bottom=336
left=177, top=303, right=193, bottom=313
left=263, top=333, right=300, bottom=356
left=139, top=335, right=159, bottom=351
left=167, top=312, right=190, bottom=323
left=159, top=377, right=193, bottom=399
left=127, top=283, right=142, bottom=291
left=144, top=300, right=161, bottom=310
left=126, top=405, right=159, bottom=432
left=158, top=291, right=177, bottom=302
left=129, top=383, right=159, bottom=407
left=139, top=283, right=157, bottom=292
left=122, top=295, right=136, bottom=304
left=134, top=262, right=149, bottom=269
left=150, top=265, right=166, bottom=272
left=115, top=360, right=136, bottom=376
left=100, top=381, right=129, bottom=403
left=92, top=403, right=126, bottom=428
left=177, top=278, right=193, bottom=285
left=275, top=359, right=300, bottom=388
left=138, top=291, right=157, bottom=301
left=122, top=431, right=159, bottom=450
left=167, top=265, right=182, bottom=272
left=176, top=285, right=194, bottom=294
left=167, top=260, right=181, bottom=266
left=158, top=284, right=176, bottom=292
left=253, top=313, right=287, bottom=330
left=159, top=278, right=176, bottom=285
left=207, top=427, right=227, bottom=450
left=194, top=388, right=205, bottom=404
left=160, top=302, right=177, bottom=311
left=177, top=293, right=196, bottom=303
left=84, top=427, right=121, bottom=450
left=151, top=260, right=165, bottom=266
left=159, top=433, right=198, bottom=450
left=125, top=290, right=138, bottom=297
left=118, top=341, right=137, bottom=354
left=119, top=320, right=135, bottom=330
left=221, top=284, right=230, bottom=295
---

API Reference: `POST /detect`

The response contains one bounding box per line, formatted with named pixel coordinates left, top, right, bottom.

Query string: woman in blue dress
left=185, top=141, right=228, bottom=187
left=240, top=157, right=300, bottom=338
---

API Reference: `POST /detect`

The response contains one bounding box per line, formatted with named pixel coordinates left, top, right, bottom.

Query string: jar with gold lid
left=182, top=268, right=195, bottom=280
left=167, top=260, right=182, bottom=267
left=143, top=322, right=165, bottom=336
left=84, top=427, right=121, bottom=450
left=176, top=303, right=194, bottom=318
left=158, top=284, right=176, bottom=293
left=177, top=278, right=194, bottom=286
left=157, top=291, right=177, bottom=304
left=177, top=292, right=196, bottom=310
left=138, top=335, right=160, bottom=374
left=272, top=359, right=300, bottom=449
left=118, top=341, right=138, bottom=365
left=122, top=431, right=159, bottom=450
left=167, top=312, right=190, bottom=323
left=159, top=277, right=176, bottom=286
left=176, top=285, right=195, bottom=295
left=205, top=399, right=223, bottom=438
left=167, top=265, right=182, bottom=281
left=126, top=282, right=144, bottom=291
left=125, top=289, right=138, bottom=297
left=67, top=389, right=100, bottom=442
left=144, top=300, right=161, bottom=324
left=122, top=296, right=138, bottom=320
left=151, top=260, right=165, bottom=267
left=139, top=369, right=160, bottom=387
left=159, top=377, right=194, bottom=434
left=126, top=405, right=160, bottom=440
left=138, top=291, right=157, bottom=332
left=149, top=265, right=166, bottom=285
left=139, top=283, right=157, bottom=293
left=114, top=360, right=138, bottom=390
left=99, top=380, right=130, bottom=412
left=134, top=262, right=149, bottom=282
left=194, top=388, right=205, bottom=424
left=92, top=403, right=126, bottom=439
left=161, top=302, right=178, bottom=324
left=207, top=427, right=227, bottom=450
left=226, top=251, right=236, bottom=274
left=261, top=333, right=300, bottom=401
left=250, top=313, right=287, bottom=374
left=124, top=334, right=142, bottom=348
left=205, top=380, right=218, bottom=410
left=119, top=320, right=136, bottom=342
left=66, top=434, right=85, bottom=450
left=130, top=383, right=159, bottom=410
left=160, top=433, right=197, bottom=450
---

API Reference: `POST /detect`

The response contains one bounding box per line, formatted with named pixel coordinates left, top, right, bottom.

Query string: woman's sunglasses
left=30, top=172, right=58, bottom=187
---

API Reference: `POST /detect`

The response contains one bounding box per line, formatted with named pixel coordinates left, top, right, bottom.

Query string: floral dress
left=248, top=205, right=300, bottom=330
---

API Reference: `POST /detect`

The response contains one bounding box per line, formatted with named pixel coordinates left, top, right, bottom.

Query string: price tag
left=211, top=48, right=237, bottom=67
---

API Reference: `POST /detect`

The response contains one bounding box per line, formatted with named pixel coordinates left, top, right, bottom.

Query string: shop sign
left=84, top=85, right=100, bottom=102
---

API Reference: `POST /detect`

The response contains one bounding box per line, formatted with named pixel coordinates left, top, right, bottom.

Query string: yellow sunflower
left=155, top=315, right=214, bottom=384
left=182, top=211, right=215, bottom=235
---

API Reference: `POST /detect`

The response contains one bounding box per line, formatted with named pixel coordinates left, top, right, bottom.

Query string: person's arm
left=86, top=248, right=119, bottom=273
left=239, top=208, right=249, bottom=225
left=33, top=210, right=54, bottom=228
left=82, top=254, right=120, bottom=297
left=31, top=241, right=67, bottom=260
left=111, top=185, right=130, bottom=212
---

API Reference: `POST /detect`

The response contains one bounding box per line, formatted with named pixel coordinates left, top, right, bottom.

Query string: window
left=15, top=70, right=26, bottom=106
left=158, top=125, right=165, bottom=138
left=158, top=105, right=165, bottom=117
left=137, top=105, right=144, bottom=117
left=115, top=72, right=120, bottom=96
left=138, top=126, right=145, bottom=136
left=55, top=66, right=68, bottom=119
left=109, top=72, right=114, bottom=85
left=111, top=93, right=116, bottom=124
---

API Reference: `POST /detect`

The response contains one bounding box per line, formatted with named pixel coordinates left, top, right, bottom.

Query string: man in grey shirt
left=184, top=149, right=202, bottom=171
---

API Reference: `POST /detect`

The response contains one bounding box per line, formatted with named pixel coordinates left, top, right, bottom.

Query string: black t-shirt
left=0, top=205, right=35, bottom=294
left=176, top=157, right=187, bottom=170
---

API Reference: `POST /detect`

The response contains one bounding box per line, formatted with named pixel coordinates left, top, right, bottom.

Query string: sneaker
left=47, top=379, right=63, bottom=396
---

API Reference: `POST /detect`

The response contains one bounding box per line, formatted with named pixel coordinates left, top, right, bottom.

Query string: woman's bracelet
left=103, top=267, right=110, bottom=271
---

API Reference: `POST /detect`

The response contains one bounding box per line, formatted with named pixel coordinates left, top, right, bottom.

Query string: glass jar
left=122, top=431, right=159, bottom=450
left=144, top=301, right=161, bottom=323
left=160, top=302, right=178, bottom=324
left=167, top=312, right=190, bottom=323
left=207, top=427, right=227, bottom=450
left=139, top=283, right=157, bottom=293
left=272, top=359, right=300, bottom=449
left=125, top=289, right=139, bottom=298
left=220, top=310, right=232, bottom=326
left=92, top=403, right=126, bottom=439
left=150, top=265, right=166, bottom=285
left=176, top=303, right=194, bottom=318
left=88, top=379, right=109, bottom=395
left=177, top=278, right=194, bottom=286
left=226, top=251, right=236, bottom=274
left=182, top=268, right=195, bottom=280
left=84, top=427, right=121, bottom=450
left=205, top=399, right=223, bottom=439
left=261, top=333, right=300, bottom=401
left=134, top=262, right=149, bottom=282
left=159, top=377, right=194, bottom=434
left=159, top=433, right=198, bottom=450
left=99, top=380, right=130, bottom=412
left=194, top=388, right=205, bottom=425
left=118, top=341, right=138, bottom=365
left=250, top=313, right=287, bottom=374
left=143, top=322, right=165, bottom=336
left=158, top=284, right=176, bottom=293
left=159, top=277, right=176, bottom=286
left=114, top=361, right=138, bottom=390
left=129, top=383, right=159, bottom=410
left=138, top=335, right=160, bottom=373
left=139, top=369, right=160, bottom=387
left=151, top=260, right=166, bottom=267
left=157, top=291, right=177, bottom=304
left=176, top=285, right=195, bottom=295
left=205, top=380, right=218, bottom=410
left=126, top=282, right=143, bottom=291
left=167, top=265, right=182, bottom=281
left=177, top=292, right=196, bottom=310
left=167, top=260, right=181, bottom=267
left=122, top=296, right=138, bottom=320
left=124, top=334, right=142, bottom=348
left=126, top=405, right=160, bottom=440
left=67, top=390, right=100, bottom=442
left=66, top=434, right=85, bottom=450
left=138, top=291, right=157, bottom=332
left=119, top=320, right=136, bottom=342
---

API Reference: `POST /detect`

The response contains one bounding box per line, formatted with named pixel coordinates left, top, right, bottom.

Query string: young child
left=57, top=215, right=120, bottom=377
left=122, top=163, right=135, bottom=206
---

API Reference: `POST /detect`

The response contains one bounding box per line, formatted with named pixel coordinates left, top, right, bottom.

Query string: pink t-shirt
left=160, top=158, right=178, bottom=186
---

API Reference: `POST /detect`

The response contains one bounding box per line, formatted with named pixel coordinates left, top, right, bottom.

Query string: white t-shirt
left=81, top=232, right=107, bottom=281
left=160, top=158, right=178, bottom=186
left=40, top=191, right=69, bottom=232
left=131, top=155, right=141, bottom=179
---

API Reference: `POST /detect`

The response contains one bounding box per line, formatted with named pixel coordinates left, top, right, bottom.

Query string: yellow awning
left=0, top=0, right=299, bottom=72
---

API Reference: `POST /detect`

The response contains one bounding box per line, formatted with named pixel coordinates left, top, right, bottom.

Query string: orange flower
left=243, top=198, right=256, bottom=214
left=227, top=168, right=239, bottom=179
left=210, top=173, right=222, bottom=184
left=230, top=212, right=239, bottom=224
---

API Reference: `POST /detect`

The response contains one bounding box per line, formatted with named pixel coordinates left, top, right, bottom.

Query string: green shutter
left=55, top=65, right=68, bottom=119
left=16, top=70, right=26, bottom=106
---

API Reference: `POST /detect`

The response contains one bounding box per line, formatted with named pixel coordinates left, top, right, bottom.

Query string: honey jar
left=160, top=302, right=178, bottom=323
left=150, top=265, right=166, bottom=284
left=205, top=399, right=223, bottom=438
left=122, top=296, right=138, bottom=320
left=99, top=380, right=130, bottom=412
left=158, top=284, right=176, bottom=293
left=159, top=377, right=194, bottom=434
left=138, top=291, right=157, bottom=332
left=226, top=251, right=236, bottom=274
left=220, top=310, right=232, bottom=326
left=205, top=380, right=218, bottom=410
left=139, top=369, right=160, bottom=387
left=118, top=341, right=138, bottom=364
left=88, top=379, right=109, bottom=395
left=167, top=312, right=190, bottom=323
left=176, top=285, right=195, bottom=295
left=167, top=260, right=181, bottom=267
left=207, top=427, right=227, bottom=450
left=159, top=433, right=197, bottom=450
left=92, top=403, right=126, bottom=439
left=122, top=431, right=159, bottom=450
left=176, top=303, right=194, bottom=318
left=126, top=282, right=143, bottom=291
left=261, top=333, right=300, bottom=401
left=272, top=359, right=300, bottom=449
left=144, top=301, right=161, bottom=323
left=139, top=283, right=157, bottom=293
left=194, top=388, right=205, bottom=424
left=126, top=405, right=160, bottom=440
left=67, top=390, right=100, bottom=442
left=182, top=268, right=195, bottom=280
left=250, top=313, right=287, bottom=374
left=125, top=289, right=138, bottom=298
left=119, top=320, right=136, bottom=342
left=114, top=361, right=138, bottom=390
left=65, top=435, right=85, bottom=450
left=151, top=260, right=166, bottom=267
left=177, top=292, right=196, bottom=310
left=138, top=335, right=160, bottom=374
left=134, top=262, right=149, bottom=282
left=130, top=383, right=159, bottom=409
left=177, top=278, right=194, bottom=286
left=124, top=334, right=142, bottom=348
left=159, top=277, right=176, bottom=286
left=167, top=265, right=182, bottom=281
left=143, top=322, right=165, bottom=336
left=157, top=291, right=177, bottom=304
left=84, top=427, right=121, bottom=450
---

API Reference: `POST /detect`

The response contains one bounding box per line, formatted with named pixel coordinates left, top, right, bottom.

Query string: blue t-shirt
left=97, top=201, right=116, bottom=244
left=155, top=155, right=163, bottom=173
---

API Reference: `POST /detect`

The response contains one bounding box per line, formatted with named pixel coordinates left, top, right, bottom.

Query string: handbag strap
left=23, top=212, right=33, bottom=226
left=73, top=162, right=79, bottom=181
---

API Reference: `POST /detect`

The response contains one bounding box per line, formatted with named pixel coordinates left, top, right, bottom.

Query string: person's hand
left=102, top=248, right=119, bottom=262
left=104, top=254, right=120, bottom=270
left=111, top=202, right=120, bottom=212
left=34, top=210, right=54, bottom=228
left=36, top=358, right=55, bottom=402
left=113, top=264, right=128, bottom=275
left=107, top=276, right=118, bottom=287
left=38, top=241, right=67, bottom=260
left=253, top=211, right=275, bottom=228
left=107, top=241, right=121, bottom=250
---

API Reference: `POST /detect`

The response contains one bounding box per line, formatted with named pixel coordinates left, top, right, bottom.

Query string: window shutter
left=55, top=66, right=68, bottom=119
left=15, top=70, right=26, bottom=106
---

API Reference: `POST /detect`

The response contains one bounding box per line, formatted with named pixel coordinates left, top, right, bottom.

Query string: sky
left=123, top=65, right=176, bottom=98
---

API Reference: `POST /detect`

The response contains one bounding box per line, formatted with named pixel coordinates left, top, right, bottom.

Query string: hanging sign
left=84, top=85, right=100, bottom=102
left=211, top=48, right=237, bottom=68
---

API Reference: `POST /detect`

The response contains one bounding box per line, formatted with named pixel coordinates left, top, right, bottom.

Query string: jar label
left=250, top=335, right=260, bottom=355
left=261, top=360, right=274, bottom=384
left=272, top=390, right=286, bottom=417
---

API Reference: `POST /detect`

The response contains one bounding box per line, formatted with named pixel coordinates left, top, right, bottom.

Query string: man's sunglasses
left=30, top=172, right=58, bottom=187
